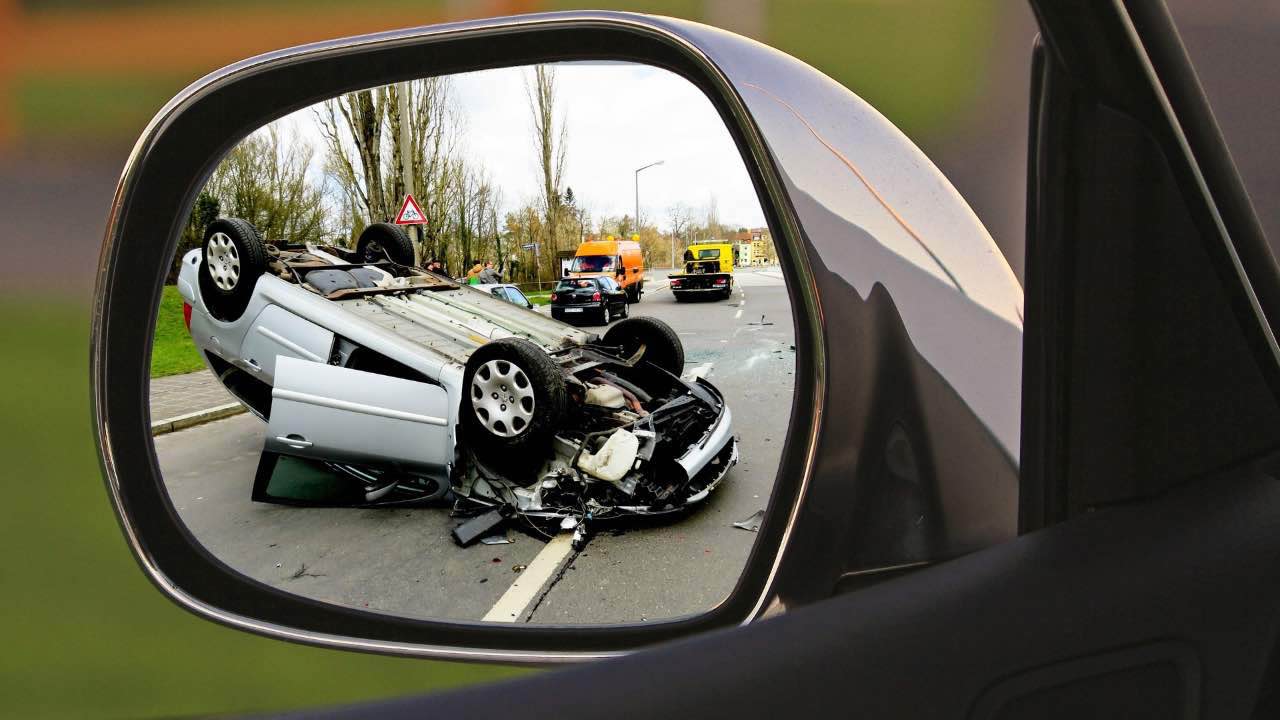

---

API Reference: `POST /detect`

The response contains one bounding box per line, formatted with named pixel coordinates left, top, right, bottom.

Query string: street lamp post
left=634, top=160, right=664, bottom=237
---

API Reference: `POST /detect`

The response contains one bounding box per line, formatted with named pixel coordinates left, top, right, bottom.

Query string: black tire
left=626, top=285, right=640, bottom=303
left=601, top=316, right=685, bottom=376
left=461, top=338, right=567, bottom=469
left=356, top=223, right=415, bottom=265
left=198, top=217, right=268, bottom=322
left=673, top=292, right=686, bottom=303
left=600, top=305, right=612, bottom=325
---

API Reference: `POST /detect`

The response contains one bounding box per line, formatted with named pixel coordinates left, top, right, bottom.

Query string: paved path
left=149, top=370, right=238, bottom=432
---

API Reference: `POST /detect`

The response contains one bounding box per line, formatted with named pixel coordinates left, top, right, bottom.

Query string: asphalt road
left=154, top=267, right=795, bottom=625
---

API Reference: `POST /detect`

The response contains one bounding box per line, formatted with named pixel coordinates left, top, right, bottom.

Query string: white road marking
left=483, top=533, right=576, bottom=623
left=684, top=362, right=714, bottom=380
left=735, top=307, right=743, bottom=320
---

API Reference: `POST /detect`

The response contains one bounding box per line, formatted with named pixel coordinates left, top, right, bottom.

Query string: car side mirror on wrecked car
left=92, top=11, right=1021, bottom=663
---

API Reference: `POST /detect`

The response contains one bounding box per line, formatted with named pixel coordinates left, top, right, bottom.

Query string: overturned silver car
left=176, top=218, right=737, bottom=546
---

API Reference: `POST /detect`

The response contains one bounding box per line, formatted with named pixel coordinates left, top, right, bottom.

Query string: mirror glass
left=150, top=62, right=794, bottom=625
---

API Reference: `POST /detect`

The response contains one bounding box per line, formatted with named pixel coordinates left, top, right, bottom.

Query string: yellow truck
left=668, top=242, right=734, bottom=301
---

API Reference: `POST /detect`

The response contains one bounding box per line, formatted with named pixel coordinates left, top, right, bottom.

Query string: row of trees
left=174, top=66, right=752, bottom=284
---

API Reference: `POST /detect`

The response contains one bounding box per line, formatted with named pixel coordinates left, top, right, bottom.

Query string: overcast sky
left=272, top=61, right=767, bottom=231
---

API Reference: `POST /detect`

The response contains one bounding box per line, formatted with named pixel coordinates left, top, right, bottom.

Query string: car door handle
left=276, top=434, right=312, bottom=449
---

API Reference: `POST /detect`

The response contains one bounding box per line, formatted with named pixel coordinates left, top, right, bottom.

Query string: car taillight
left=714, top=278, right=728, bottom=285
left=670, top=279, right=682, bottom=287
left=551, top=293, right=558, bottom=302
left=182, top=301, right=193, bottom=331
left=592, top=292, right=602, bottom=301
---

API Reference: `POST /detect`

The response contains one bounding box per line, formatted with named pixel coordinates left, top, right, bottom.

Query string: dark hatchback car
left=550, top=276, right=629, bottom=325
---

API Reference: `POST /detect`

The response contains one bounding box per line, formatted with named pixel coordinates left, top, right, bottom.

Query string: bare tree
left=505, top=202, right=544, bottom=283
left=315, top=89, right=389, bottom=225
left=666, top=202, right=694, bottom=268
left=399, top=78, right=461, bottom=263
left=599, top=214, right=635, bottom=238
left=527, top=65, right=568, bottom=280
left=315, top=78, right=460, bottom=260
left=703, top=194, right=724, bottom=240
left=564, top=186, right=588, bottom=243
left=204, top=126, right=326, bottom=245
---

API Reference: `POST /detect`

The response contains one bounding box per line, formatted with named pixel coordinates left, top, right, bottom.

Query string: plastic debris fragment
left=733, top=509, right=764, bottom=532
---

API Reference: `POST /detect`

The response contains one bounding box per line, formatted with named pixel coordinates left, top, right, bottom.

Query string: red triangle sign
left=394, top=194, right=427, bottom=225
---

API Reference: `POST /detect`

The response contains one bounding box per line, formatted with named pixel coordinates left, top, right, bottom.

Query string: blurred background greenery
left=2, top=0, right=1274, bottom=717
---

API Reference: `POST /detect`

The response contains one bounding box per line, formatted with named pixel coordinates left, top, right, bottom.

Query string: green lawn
left=151, top=284, right=206, bottom=378
left=0, top=298, right=524, bottom=718
left=525, top=291, right=552, bottom=306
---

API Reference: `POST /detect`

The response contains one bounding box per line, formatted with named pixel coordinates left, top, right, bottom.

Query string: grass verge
left=151, top=285, right=205, bottom=378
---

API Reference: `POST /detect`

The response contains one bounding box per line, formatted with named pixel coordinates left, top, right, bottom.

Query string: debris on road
left=733, top=509, right=764, bottom=532
left=512, top=564, right=528, bottom=573
left=480, top=535, right=513, bottom=545
left=288, top=563, right=326, bottom=580
left=453, top=508, right=506, bottom=547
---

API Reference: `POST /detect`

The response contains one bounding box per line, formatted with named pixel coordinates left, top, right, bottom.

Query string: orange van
left=567, top=236, right=646, bottom=302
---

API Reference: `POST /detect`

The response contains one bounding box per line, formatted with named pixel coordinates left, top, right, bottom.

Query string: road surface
left=154, top=267, right=796, bottom=625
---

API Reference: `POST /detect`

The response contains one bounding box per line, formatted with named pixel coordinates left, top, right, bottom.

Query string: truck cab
left=668, top=242, right=735, bottom=301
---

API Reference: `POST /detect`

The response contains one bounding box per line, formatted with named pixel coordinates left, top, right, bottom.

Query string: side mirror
left=93, top=11, right=1020, bottom=663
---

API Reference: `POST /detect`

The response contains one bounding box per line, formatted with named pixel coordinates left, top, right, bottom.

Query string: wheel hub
left=470, top=359, right=535, bottom=437
left=206, top=232, right=241, bottom=291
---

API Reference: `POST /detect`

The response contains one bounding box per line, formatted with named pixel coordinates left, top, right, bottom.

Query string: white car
left=472, top=282, right=537, bottom=310
left=177, top=218, right=737, bottom=544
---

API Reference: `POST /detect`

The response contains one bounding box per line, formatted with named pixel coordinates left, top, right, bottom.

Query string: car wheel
left=356, top=223, right=415, bottom=266
left=198, top=217, right=268, bottom=322
left=601, top=305, right=611, bottom=325
left=601, top=316, right=685, bottom=376
left=461, top=338, right=567, bottom=467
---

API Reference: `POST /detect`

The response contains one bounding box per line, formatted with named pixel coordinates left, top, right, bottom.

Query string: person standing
left=477, top=260, right=501, bottom=284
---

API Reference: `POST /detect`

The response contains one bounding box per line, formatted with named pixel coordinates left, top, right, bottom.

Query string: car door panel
left=266, top=356, right=451, bottom=477
left=240, top=303, right=336, bottom=379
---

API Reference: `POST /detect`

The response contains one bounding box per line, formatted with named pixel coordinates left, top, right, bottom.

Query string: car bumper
left=670, top=286, right=729, bottom=293
left=551, top=305, right=600, bottom=319
left=674, top=387, right=734, bottom=484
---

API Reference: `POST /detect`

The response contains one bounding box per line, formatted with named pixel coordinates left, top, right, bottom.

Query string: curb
left=151, top=402, right=246, bottom=436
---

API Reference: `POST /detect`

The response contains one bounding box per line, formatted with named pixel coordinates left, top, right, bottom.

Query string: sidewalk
left=149, top=370, right=243, bottom=435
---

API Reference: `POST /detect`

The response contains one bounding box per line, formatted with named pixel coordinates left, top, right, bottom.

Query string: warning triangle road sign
left=394, top=194, right=427, bottom=225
